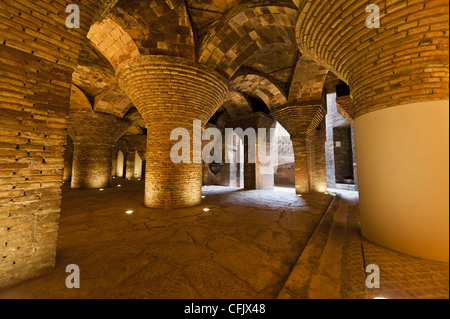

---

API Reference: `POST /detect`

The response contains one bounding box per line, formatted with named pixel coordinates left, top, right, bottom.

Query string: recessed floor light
left=297, top=194, right=302, bottom=197
left=125, top=210, right=133, bottom=215
left=201, top=196, right=206, bottom=199
left=117, top=185, right=122, bottom=187
left=99, top=189, right=104, bottom=191
left=203, top=208, right=210, bottom=212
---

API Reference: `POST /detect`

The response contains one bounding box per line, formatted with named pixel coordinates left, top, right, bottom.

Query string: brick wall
left=325, top=91, right=359, bottom=191
left=0, top=45, right=73, bottom=287
left=63, top=135, right=74, bottom=182
left=0, top=0, right=104, bottom=287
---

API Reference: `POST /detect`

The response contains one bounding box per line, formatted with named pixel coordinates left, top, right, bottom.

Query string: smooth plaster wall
left=355, top=100, right=449, bottom=262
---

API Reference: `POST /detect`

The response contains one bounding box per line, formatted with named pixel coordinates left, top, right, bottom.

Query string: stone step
left=277, top=193, right=367, bottom=299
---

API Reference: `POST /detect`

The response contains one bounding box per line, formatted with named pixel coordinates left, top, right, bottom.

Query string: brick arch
left=88, top=18, right=140, bottom=70
left=107, top=0, right=196, bottom=60
left=230, top=73, right=288, bottom=111
left=221, top=91, right=253, bottom=118
left=198, top=5, right=298, bottom=78
left=288, top=56, right=329, bottom=104
left=70, top=85, right=93, bottom=113
left=296, top=0, right=449, bottom=117
left=94, top=88, right=133, bottom=118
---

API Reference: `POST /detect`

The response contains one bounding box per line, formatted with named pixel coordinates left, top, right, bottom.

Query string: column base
left=355, top=100, right=449, bottom=262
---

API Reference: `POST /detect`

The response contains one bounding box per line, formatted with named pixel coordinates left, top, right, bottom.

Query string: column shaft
left=72, top=143, right=114, bottom=189
left=69, top=111, right=130, bottom=189
left=116, top=56, right=228, bottom=208
left=125, top=151, right=135, bottom=179
left=291, top=136, right=309, bottom=193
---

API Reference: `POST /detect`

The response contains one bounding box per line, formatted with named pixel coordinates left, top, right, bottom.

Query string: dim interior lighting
left=113, top=177, right=116, bottom=179
left=125, top=210, right=134, bottom=215
left=203, top=208, right=210, bottom=212
left=99, top=189, right=104, bottom=191
left=117, top=185, right=122, bottom=187
left=138, top=179, right=141, bottom=181
left=128, top=178, right=131, bottom=180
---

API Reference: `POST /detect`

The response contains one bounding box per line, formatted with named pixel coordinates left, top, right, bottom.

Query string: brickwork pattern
left=336, top=95, right=356, bottom=124
left=296, top=0, right=449, bottom=117
left=109, top=0, right=196, bottom=59
left=272, top=104, right=327, bottom=193
left=307, top=120, right=327, bottom=192
left=63, top=136, right=74, bottom=183
left=68, top=111, right=129, bottom=189
left=288, top=56, right=329, bottom=103
left=325, top=92, right=359, bottom=191
left=0, top=45, right=74, bottom=287
left=116, top=55, right=228, bottom=208
left=230, top=73, right=287, bottom=110
left=199, top=5, right=298, bottom=78
left=88, top=18, right=140, bottom=70
left=0, top=0, right=102, bottom=69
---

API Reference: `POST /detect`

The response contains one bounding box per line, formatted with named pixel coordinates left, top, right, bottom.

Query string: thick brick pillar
left=125, top=152, right=135, bottom=179
left=307, top=120, right=327, bottom=192
left=228, top=113, right=276, bottom=190
left=273, top=103, right=326, bottom=194
left=297, top=0, right=449, bottom=261
left=63, top=136, right=74, bottom=183
left=290, top=135, right=309, bottom=193
left=0, top=0, right=102, bottom=288
left=68, top=111, right=129, bottom=189
left=116, top=56, right=228, bottom=208
left=0, top=46, right=74, bottom=288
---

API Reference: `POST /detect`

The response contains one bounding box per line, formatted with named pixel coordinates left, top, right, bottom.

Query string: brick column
left=290, top=135, right=309, bottom=193
left=125, top=151, right=135, bottom=179
left=69, top=111, right=129, bottom=189
left=273, top=103, right=326, bottom=194
left=116, top=56, right=228, bottom=208
left=63, top=136, right=74, bottom=183
left=307, top=120, right=327, bottom=192
left=297, top=0, right=449, bottom=261
left=227, top=113, right=276, bottom=190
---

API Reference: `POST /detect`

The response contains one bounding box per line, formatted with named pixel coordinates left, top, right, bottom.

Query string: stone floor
left=0, top=179, right=333, bottom=299
left=278, top=189, right=449, bottom=299
left=0, top=181, right=448, bottom=299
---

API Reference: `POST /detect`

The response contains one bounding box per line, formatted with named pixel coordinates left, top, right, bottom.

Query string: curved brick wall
left=116, top=55, right=228, bottom=208
left=296, top=0, right=449, bottom=117
left=68, top=111, right=129, bottom=189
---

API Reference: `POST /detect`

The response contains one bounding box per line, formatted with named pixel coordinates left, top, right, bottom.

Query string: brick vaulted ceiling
left=71, top=0, right=335, bottom=129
